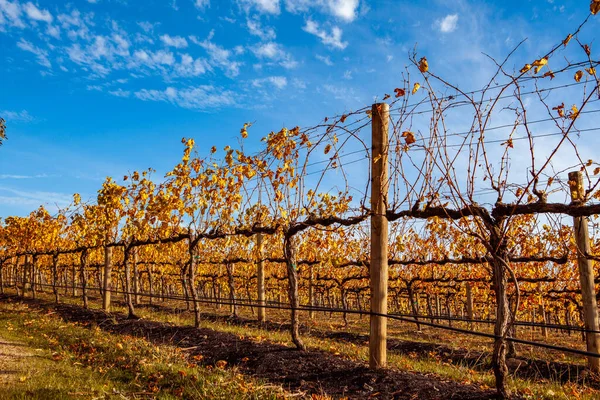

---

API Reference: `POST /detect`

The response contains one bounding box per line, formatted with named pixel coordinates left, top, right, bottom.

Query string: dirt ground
left=0, top=295, right=511, bottom=400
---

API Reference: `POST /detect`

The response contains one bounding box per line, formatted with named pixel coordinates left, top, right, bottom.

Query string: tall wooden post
left=369, top=102, right=389, bottom=369
left=257, top=233, right=266, bottom=323
left=103, top=246, right=112, bottom=311
left=569, top=170, right=600, bottom=371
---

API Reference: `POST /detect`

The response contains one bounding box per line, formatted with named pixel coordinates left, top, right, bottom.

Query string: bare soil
left=133, top=301, right=592, bottom=386
left=0, top=295, right=512, bottom=399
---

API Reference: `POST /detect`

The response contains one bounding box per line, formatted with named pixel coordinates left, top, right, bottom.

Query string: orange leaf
left=394, top=88, right=406, bottom=97
left=402, top=131, right=416, bottom=145
left=591, top=0, right=600, bottom=15
left=418, top=57, right=429, bottom=73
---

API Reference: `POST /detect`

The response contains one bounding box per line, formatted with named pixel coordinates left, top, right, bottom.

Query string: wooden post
left=103, top=246, right=112, bottom=311
left=257, top=233, right=266, bottom=323
left=309, top=265, right=315, bottom=319
left=72, top=261, right=77, bottom=297
left=569, top=170, right=600, bottom=372
left=466, top=282, right=474, bottom=330
left=133, top=248, right=140, bottom=305
left=369, top=102, right=389, bottom=369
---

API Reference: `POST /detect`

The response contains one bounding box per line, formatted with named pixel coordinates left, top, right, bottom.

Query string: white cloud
left=190, top=31, right=242, bottom=77
left=108, top=88, right=130, bottom=97
left=436, top=14, right=458, bottom=33
left=322, top=83, right=360, bottom=103
left=316, top=54, right=333, bottom=66
left=133, top=49, right=175, bottom=66
left=343, top=70, right=352, bottom=79
left=174, top=53, right=209, bottom=76
left=285, top=0, right=360, bottom=22
left=134, top=85, right=235, bottom=110
left=253, top=42, right=280, bottom=58
left=194, top=0, right=209, bottom=9
left=0, top=174, right=49, bottom=179
left=327, top=0, right=359, bottom=22
left=0, top=109, right=34, bottom=122
left=247, top=18, right=276, bottom=40
left=46, top=24, right=60, bottom=38
left=0, top=0, right=26, bottom=28
left=252, top=76, right=287, bottom=89
left=160, top=34, right=188, bottom=48
left=252, top=41, right=297, bottom=69
left=137, top=21, right=159, bottom=33
left=303, top=19, right=347, bottom=49
left=239, top=0, right=280, bottom=14
left=16, top=38, right=51, bottom=68
left=23, top=2, right=52, bottom=23
left=57, top=10, right=92, bottom=41
left=292, top=78, right=306, bottom=89
left=0, top=186, right=73, bottom=209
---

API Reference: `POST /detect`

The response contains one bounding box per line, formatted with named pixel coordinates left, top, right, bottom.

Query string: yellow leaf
left=563, top=34, right=572, bottom=47
left=240, top=122, right=251, bottom=139
left=412, top=83, right=420, bottom=94
left=570, top=104, right=580, bottom=120
left=418, top=57, right=428, bottom=73
left=574, top=70, right=584, bottom=82
left=586, top=67, right=596, bottom=76
left=532, top=57, right=548, bottom=74
left=520, top=64, right=532, bottom=73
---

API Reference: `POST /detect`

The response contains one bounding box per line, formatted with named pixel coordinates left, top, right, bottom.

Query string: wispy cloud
left=252, top=76, right=287, bottom=89
left=316, top=54, right=333, bottom=66
left=303, top=19, right=347, bottom=49
left=0, top=186, right=73, bottom=209
left=246, top=17, right=276, bottom=40
left=23, top=2, right=52, bottom=23
left=285, top=0, right=361, bottom=22
left=134, top=85, right=236, bottom=110
left=238, top=0, right=280, bottom=15
left=16, top=38, right=51, bottom=68
left=194, top=0, right=210, bottom=9
left=0, top=173, right=52, bottom=179
left=252, top=41, right=297, bottom=69
left=160, top=34, right=188, bottom=48
left=189, top=31, right=243, bottom=77
left=0, top=109, right=35, bottom=122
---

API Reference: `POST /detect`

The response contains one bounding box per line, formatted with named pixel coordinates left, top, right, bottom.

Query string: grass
left=0, top=297, right=285, bottom=399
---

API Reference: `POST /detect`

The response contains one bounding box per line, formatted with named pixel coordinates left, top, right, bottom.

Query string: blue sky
left=0, top=0, right=597, bottom=217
